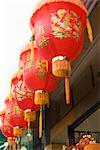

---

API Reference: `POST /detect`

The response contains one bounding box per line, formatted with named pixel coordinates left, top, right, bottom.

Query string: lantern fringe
left=39, top=106, right=42, bottom=138
left=30, top=0, right=88, bottom=18
left=86, top=17, right=93, bottom=43
left=65, top=76, right=70, bottom=104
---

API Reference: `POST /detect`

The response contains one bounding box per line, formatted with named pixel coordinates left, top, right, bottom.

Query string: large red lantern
left=30, top=0, right=93, bottom=104
left=20, top=40, right=58, bottom=137
left=30, top=0, right=93, bottom=62
left=5, top=97, right=27, bottom=137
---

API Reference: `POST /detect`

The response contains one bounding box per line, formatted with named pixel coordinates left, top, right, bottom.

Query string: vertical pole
left=32, top=129, right=34, bottom=150
left=19, top=137, right=21, bottom=149
left=68, top=126, right=75, bottom=145
left=43, top=105, right=46, bottom=147
left=39, top=138, right=42, bottom=150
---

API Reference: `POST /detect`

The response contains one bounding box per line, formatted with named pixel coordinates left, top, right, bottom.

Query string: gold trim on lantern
left=34, top=90, right=49, bottom=105
left=52, top=56, right=67, bottom=63
left=35, top=90, right=48, bottom=95
left=13, top=126, right=22, bottom=137
left=24, top=110, right=36, bottom=122
left=8, top=138, right=16, bottom=145
left=52, top=56, right=71, bottom=77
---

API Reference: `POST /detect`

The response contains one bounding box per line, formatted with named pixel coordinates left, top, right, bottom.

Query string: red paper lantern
left=20, top=41, right=58, bottom=93
left=11, top=73, right=40, bottom=112
left=30, top=0, right=88, bottom=62
left=11, top=74, right=40, bottom=136
left=5, top=97, right=27, bottom=128
left=0, top=114, right=15, bottom=138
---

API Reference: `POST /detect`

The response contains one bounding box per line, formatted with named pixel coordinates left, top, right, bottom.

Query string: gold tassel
left=28, top=121, right=30, bottom=134
left=10, top=81, right=13, bottom=101
left=31, top=41, right=34, bottom=63
left=65, top=77, right=70, bottom=104
left=39, top=106, right=42, bottom=138
left=86, top=17, right=93, bottom=43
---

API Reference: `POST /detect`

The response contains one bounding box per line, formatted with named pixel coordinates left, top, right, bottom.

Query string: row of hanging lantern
left=19, top=38, right=58, bottom=138
left=0, top=0, right=93, bottom=146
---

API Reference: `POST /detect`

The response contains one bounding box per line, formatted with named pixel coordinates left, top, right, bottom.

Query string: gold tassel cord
left=86, top=17, right=93, bottom=43
left=17, top=59, right=22, bottom=79
left=28, top=121, right=30, bottom=134
left=65, top=76, right=70, bottom=105
left=31, top=41, right=34, bottom=63
left=39, top=106, right=42, bottom=138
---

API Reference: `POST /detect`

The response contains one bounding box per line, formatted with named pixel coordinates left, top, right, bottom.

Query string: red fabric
left=30, top=2, right=86, bottom=62
left=12, top=75, right=40, bottom=111
left=1, top=115, right=14, bottom=138
left=21, top=48, right=58, bottom=93
left=5, top=98, right=27, bottom=128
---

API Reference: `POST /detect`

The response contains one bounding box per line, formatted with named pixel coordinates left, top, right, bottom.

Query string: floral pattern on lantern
left=24, top=50, right=48, bottom=79
left=51, top=9, right=82, bottom=42
left=39, top=26, right=49, bottom=48
left=36, top=59, right=48, bottom=79
left=13, top=105, right=23, bottom=116
left=5, top=98, right=27, bottom=128
left=13, top=79, right=33, bottom=102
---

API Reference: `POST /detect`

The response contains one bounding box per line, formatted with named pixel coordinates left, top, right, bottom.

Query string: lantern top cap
left=8, top=137, right=15, bottom=140
left=35, top=90, right=48, bottom=95
left=24, top=109, right=35, bottom=113
left=52, top=56, right=68, bottom=63
left=31, top=0, right=88, bottom=17
left=14, top=126, right=22, bottom=129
